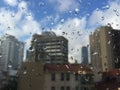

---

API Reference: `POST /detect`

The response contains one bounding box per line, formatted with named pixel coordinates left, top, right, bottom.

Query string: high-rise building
left=29, top=31, right=68, bottom=64
left=81, top=46, right=88, bottom=64
left=0, top=34, right=24, bottom=71
left=89, top=26, right=120, bottom=81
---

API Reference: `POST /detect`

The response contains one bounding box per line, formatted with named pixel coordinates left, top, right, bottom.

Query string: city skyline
left=0, top=0, right=120, bottom=62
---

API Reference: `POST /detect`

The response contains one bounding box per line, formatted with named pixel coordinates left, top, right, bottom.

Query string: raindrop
left=74, top=8, right=79, bottom=15
left=62, top=32, right=65, bottom=35
left=72, top=32, right=74, bottom=35
left=43, top=11, right=47, bottom=14
left=69, top=11, right=72, bottom=14
left=78, top=0, right=82, bottom=3
left=51, top=22, right=54, bottom=25
left=102, top=5, right=110, bottom=9
left=80, top=66, right=83, bottom=68
left=116, top=24, right=119, bottom=26
left=116, top=12, right=119, bottom=16
left=8, top=64, right=12, bottom=68
left=85, top=76, right=89, bottom=81
left=7, top=26, right=11, bottom=30
left=92, top=52, right=98, bottom=55
left=107, top=23, right=111, bottom=27
left=105, top=5, right=110, bottom=9
left=11, top=13, right=15, bottom=17
left=65, top=65, right=69, bottom=69
left=107, top=40, right=110, bottom=44
left=60, top=19, right=64, bottom=23
left=38, top=2, right=45, bottom=6
left=23, top=71, right=27, bottom=74
left=115, top=58, right=119, bottom=63
left=42, top=28, right=45, bottom=31
left=21, top=7, right=25, bottom=10
left=71, top=48, right=74, bottom=51
left=0, top=55, right=2, bottom=58
left=106, top=88, right=109, bottom=90
left=101, top=16, right=104, bottom=20
left=108, top=31, right=111, bottom=34
left=113, top=9, right=117, bottom=12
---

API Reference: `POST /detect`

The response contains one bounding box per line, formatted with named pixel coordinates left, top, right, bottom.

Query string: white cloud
left=49, top=0, right=79, bottom=12
left=4, top=0, right=18, bottom=6
left=89, top=0, right=120, bottom=29
left=0, top=1, right=42, bottom=50
left=52, top=17, right=89, bottom=63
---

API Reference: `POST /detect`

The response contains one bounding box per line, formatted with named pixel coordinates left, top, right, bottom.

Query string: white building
left=0, top=34, right=24, bottom=71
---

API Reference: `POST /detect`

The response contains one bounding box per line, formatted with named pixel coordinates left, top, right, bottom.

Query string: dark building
left=81, top=46, right=89, bottom=64
left=29, top=31, right=68, bottom=64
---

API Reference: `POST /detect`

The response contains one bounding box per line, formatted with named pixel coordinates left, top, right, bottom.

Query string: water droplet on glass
left=0, top=55, right=2, bottom=58
left=60, top=19, right=64, bottom=23
left=107, top=40, right=110, bottom=44
left=8, top=64, right=12, bottom=68
left=38, top=2, right=45, bottom=6
left=23, top=71, right=27, bottom=74
left=78, top=0, right=82, bottom=3
left=101, top=16, right=104, bottom=20
left=62, top=32, right=65, bottom=35
left=107, top=23, right=111, bottom=27
left=74, top=8, right=79, bottom=15
left=51, top=22, right=54, bottom=25
left=106, top=88, right=109, bottom=90
left=102, top=5, right=110, bottom=9
left=108, top=31, right=111, bottom=34
left=92, top=52, right=98, bottom=55
left=113, top=9, right=117, bottom=12
left=11, top=13, right=15, bottom=17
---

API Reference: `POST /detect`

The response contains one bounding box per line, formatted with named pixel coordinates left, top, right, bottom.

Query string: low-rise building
left=18, top=62, right=94, bottom=90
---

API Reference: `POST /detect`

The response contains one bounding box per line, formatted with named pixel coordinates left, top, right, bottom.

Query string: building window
left=61, top=73, right=64, bottom=81
left=61, top=86, right=64, bottom=90
left=66, top=86, right=70, bottom=90
left=75, top=73, right=79, bottom=81
left=66, top=73, right=70, bottom=81
left=51, top=73, right=55, bottom=81
left=75, top=86, right=79, bottom=90
left=51, top=86, right=55, bottom=90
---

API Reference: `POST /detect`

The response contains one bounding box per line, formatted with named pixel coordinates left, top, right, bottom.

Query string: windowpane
left=66, top=86, right=70, bottom=90
left=66, top=73, right=70, bottom=81
left=75, top=73, right=79, bottom=81
left=61, top=86, right=64, bottom=90
left=51, top=86, right=55, bottom=90
left=61, top=73, right=64, bottom=81
left=51, top=73, right=55, bottom=81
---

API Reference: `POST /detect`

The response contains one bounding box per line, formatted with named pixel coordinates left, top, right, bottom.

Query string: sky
left=0, top=0, right=120, bottom=63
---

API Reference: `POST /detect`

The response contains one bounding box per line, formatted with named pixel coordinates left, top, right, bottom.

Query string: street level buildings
left=18, top=62, right=94, bottom=90
left=28, top=31, right=68, bottom=64
left=89, top=26, right=120, bottom=81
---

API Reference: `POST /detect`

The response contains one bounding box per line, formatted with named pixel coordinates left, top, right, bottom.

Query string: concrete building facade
left=89, top=26, right=120, bottom=81
left=28, top=31, right=68, bottom=64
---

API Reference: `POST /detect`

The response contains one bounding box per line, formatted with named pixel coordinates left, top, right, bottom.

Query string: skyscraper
left=81, top=46, right=88, bottom=64
left=89, top=26, right=120, bottom=81
left=0, top=34, right=24, bottom=71
left=29, top=31, right=68, bottom=64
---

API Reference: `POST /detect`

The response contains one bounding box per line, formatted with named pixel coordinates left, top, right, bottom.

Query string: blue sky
left=0, top=0, right=120, bottom=62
